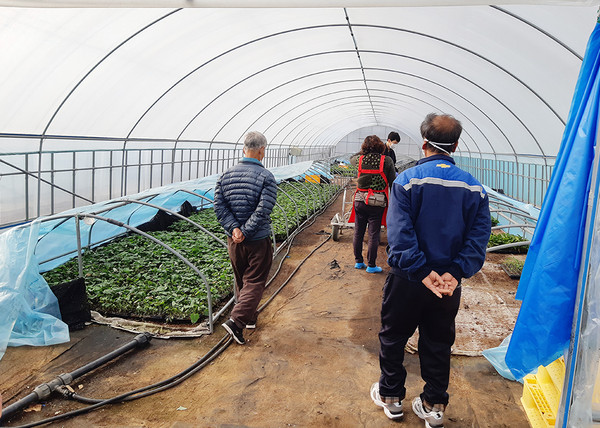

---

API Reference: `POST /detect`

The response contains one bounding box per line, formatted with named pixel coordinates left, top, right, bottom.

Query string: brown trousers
left=227, top=237, right=273, bottom=328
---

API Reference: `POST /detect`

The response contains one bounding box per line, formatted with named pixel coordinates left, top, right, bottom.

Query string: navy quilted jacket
left=213, top=158, right=278, bottom=240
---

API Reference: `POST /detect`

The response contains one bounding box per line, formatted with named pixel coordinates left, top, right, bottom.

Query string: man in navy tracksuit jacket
left=370, top=114, right=491, bottom=427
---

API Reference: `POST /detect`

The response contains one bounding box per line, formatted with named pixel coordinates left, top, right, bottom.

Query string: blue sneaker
left=355, top=262, right=367, bottom=269
left=366, top=266, right=383, bottom=273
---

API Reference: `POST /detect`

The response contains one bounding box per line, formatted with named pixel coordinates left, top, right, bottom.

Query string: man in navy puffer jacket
left=370, top=114, right=491, bottom=427
left=214, top=131, right=277, bottom=345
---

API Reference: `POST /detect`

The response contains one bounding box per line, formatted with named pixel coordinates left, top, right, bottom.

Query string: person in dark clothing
left=370, top=114, right=491, bottom=426
left=349, top=135, right=396, bottom=273
left=214, top=131, right=278, bottom=345
left=383, top=131, right=400, bottom=166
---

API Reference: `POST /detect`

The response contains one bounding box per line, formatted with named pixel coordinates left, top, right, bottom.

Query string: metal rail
left=0, top=145, right=330, bottom=229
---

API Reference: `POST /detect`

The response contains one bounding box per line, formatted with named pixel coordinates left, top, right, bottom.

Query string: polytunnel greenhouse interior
left=1, top=1, right=600, bottom=427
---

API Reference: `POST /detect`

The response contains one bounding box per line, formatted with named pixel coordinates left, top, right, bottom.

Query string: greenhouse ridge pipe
left=0, top=333, right=152, bottom=424
left=345, top=9, right=377, bottom=120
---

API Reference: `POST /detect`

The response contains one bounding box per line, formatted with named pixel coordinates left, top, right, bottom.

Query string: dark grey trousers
left=353, top=200, right=385, bottom=267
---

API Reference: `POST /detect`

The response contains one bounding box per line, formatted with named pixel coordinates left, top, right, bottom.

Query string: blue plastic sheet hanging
left=481, top=334, right=520, bottom=382
left=503, top=22, right=600, bottom=380
left=0, top=220, right=70, bottom=361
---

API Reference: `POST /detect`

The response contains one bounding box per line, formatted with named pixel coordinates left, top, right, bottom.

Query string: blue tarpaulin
left=504, top=23, right=600, bottom=380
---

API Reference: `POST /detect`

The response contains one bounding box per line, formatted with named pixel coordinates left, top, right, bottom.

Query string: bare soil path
left=0, top=191, right=528, bottom=427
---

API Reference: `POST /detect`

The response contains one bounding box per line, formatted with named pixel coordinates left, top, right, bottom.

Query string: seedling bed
left=42, top=179, right=340, bottom=323
left=500, top=257, right=525, bottom=279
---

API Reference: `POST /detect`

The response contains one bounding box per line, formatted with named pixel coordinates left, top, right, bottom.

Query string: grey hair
left=420, top=113, right=462, bottom=144
left=244, top=131, right=268, bottom=151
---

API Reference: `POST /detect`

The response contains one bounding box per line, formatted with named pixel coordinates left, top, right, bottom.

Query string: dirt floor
left=0, top=191, right=530, bottom=428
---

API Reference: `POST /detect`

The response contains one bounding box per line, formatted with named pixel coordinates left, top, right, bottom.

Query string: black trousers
left=353, top=201, right=385, bottom=267
left=378, top=272, right=461, bottom=406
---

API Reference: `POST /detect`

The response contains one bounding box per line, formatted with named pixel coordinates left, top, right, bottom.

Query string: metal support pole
left=557, top=121, right=600, bottom=427
left=75, top=215, right=84, bottom=278
left=51, top=152, right=55, bottom=214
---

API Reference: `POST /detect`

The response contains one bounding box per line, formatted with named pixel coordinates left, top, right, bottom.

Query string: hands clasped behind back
left=422, top=270, right=458, bottom=298
left=232, top=227, right=245, bottom=243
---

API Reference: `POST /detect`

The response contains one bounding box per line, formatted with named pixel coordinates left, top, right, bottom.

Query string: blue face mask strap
left=424, top=138, right=453, bottom=155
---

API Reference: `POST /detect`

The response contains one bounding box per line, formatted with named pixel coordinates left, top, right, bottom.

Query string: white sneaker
left=412, top=396, right=444, bottom=428
left=370, top=382, right=403, bottom=420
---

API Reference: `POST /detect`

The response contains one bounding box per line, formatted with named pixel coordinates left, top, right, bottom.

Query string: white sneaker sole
left=222, top=322, right=245, bottom=345
left=370, top=383, right=403, bottom=420
left=412, top=398, right=443, bottom=428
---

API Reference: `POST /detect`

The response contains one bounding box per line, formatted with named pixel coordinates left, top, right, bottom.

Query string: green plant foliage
left=271, top=180, right=339, bottom=241
left=488, top=232, right=529, bottom=254
left=42, top=180, right=341, bottom=323
left=502, top=257, right=525, bottom=271
left=330, top=163, right=358, bottom=177
left=43, top=209, right=232, bottom=322
left=491, top=217, right=500, bottom=226
left=500, top=256, right=525, bottom=279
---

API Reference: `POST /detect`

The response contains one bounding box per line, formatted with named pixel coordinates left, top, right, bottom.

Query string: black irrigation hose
left=259, top=234, right=331, bottom=312
left=264, top=186, right=338, bottom=291
left=64, top=334, right=232, bottom=404
left=0, top=333, right=152, bottom=425
left=258, top=184, right=338, bottom=311
left=6, top=183, right=342, bottom=428
left=7, top=335, right=232, bottom=428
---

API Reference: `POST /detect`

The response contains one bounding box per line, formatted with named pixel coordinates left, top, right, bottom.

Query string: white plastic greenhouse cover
left=0, top=2, right=597, bottom=152
left=0, top=0, right=598, bottom=225
left=2, top=2, right=600, bottom=425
